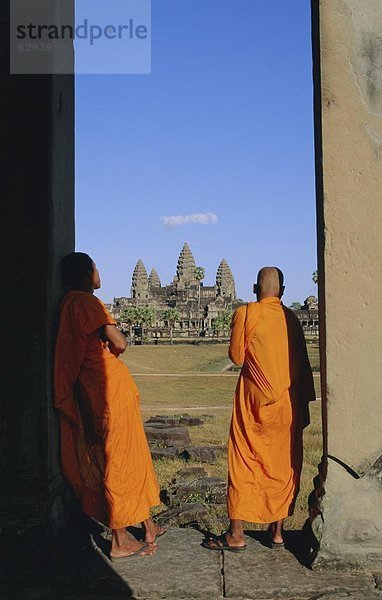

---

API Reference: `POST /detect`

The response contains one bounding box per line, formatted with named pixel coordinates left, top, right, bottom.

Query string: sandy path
left=133, top=373, right=238, bottom=377
left=141, top=397, right=322, bottom=411
left=133, top=372, right=321, bottom=377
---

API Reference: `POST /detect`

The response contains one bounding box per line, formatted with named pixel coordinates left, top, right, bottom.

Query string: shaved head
left=255, top=267, right=284, bottom=299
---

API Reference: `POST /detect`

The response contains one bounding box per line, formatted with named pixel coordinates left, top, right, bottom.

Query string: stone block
left=144, top=426, right=191, bottom=447
left=91, top=529, right=222, bottom=598
left=181, top=445, right=226, bottom=463
left=117, top=529, right=222, bottom=597
left=146, top=422, right=173, bottom=429
left=223, top=535, right=379, bottom=599
left=164, top=476, right=226, bottom=505
left=176, top=467, right=208, bottom=479
left=145, top=415, right=180, bottom=427
left=181, top=446, right=218, bottom=463
left=146, top=414, right=206, bottom=427
left=180, top=415, right=204, bottom=426
left=199, top=414, right=214, bottom=422
left=150, top=446, right=179, bottom=460
left=343, top=519, right=379, bottom=543
left=156, top=503, right=211, bottom=528
left=313, top=460, right=382, bottom=569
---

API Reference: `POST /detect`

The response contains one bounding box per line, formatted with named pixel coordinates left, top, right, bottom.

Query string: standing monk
left=54, top=252, right=164, bottom=560
left=204, top=267, right=315, bottom=551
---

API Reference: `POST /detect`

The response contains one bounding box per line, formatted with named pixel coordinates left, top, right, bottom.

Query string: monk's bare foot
left=224, top=519, right=246, bottom=548
left=142, top=519, right=167, bottom=544
left=225, top=529, right=246, bottom=548
left=111, top=530, right=157, bottom=559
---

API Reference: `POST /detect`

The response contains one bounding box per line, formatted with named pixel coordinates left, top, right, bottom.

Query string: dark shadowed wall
left=0, top=0, right=75, bottom=538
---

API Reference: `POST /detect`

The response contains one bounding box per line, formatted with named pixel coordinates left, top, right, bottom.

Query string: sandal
left=271, top=540, right=285, bottom=549
left=267, top=525, right=285, bottom=549
left=202, top=532, right=247, bottom=553
left=155, top=525, right=168, bottom=541
left=110, top=542, right=155, bottom=562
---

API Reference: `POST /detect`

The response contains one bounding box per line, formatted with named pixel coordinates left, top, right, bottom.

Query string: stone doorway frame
left=310, top=0, right=382, bottom=568
left=2, top=0, right=382, bottom=569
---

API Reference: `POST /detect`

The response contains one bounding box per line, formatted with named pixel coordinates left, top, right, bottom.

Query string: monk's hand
left=108, top=341, right=121, bottom=357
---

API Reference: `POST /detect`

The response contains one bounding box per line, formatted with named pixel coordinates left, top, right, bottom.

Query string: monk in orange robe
left=54, top=252, right=163, bottom=560
left=204, top=267, right=315, bottom=551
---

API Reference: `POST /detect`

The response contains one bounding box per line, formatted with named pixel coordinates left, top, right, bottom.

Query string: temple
left=111, top=243, right=318, bottom=343
left=294, top=295, right=319, bottom=340
left=111, top=243, right=242, bottom=342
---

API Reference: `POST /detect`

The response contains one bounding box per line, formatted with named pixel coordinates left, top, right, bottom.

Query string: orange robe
left=54, top=290, right=160, bottom=529
left=227, top=297, right=315, bottom=523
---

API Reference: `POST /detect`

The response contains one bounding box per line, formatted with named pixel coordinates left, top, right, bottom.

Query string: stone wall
left=0, top=0, right=75, bottom=539
left=311, top=0, right=382, bottom=568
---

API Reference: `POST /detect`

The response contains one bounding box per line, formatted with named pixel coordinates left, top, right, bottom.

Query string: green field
left=121, top=343, right=322, bottom=531
left=124, top=344, right=233, bottom=374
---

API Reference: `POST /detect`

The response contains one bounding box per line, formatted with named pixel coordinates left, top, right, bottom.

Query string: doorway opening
left=75, top=0, right=321, bottom=535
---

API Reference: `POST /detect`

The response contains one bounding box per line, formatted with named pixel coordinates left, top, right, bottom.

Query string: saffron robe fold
left=227, top=297, right=315, bottom=523
left=54, top=290, right=160, bottom=529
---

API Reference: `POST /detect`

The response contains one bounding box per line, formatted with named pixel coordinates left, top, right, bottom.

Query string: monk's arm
left=228, top=306, right=246, bottom=365
left=101, top=324, right=128, bottom=357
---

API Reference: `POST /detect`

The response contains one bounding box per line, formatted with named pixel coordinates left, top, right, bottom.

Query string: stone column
left=0, top=1, right=75, bottom=539
left=311, top=0, right=382, bottom=568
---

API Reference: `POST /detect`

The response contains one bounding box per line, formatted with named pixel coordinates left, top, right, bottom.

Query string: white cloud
left=161, top=212, right=218, bottom=229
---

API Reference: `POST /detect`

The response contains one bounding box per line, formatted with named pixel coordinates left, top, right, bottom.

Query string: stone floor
left=2, top=528, right=382, bottom=600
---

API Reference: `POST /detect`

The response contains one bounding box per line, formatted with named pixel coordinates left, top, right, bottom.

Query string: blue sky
left=75, top=0, right=317, bottom=305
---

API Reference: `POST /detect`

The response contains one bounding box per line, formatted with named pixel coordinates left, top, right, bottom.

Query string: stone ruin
left=293, top=296, right=319, bottom=341
left=144, top=413, right=226, bottom=465
left=144, top=414, right=228, bottom=530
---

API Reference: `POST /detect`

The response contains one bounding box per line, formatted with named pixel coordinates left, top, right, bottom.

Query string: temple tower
left=149, top=267, right=161, bottom=289
left=174, top=242, right=198, bottom=290
left=131, top=259, right=149, bottom=299
left=216, top=259, right=236, bottom=300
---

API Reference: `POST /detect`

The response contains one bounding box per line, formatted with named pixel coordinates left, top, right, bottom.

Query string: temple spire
left=216, top=258, right=236, bottom=299
left=131, top=259, right=149, bottom=298
left=149, top=267, right=161, bottom=288
left=174, top=242, right=198, bottom=289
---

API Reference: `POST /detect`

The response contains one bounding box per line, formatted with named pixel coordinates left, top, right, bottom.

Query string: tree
left=120, top=306, right=139, bottom=339
left=194, top=266, right=205, bottom=334
left=289, top=302, right=302, bottom=311
left=162, top=307, right=180, bottom=345
left=212, top=309, right=233, bottom=337
left=137, top=306, right=157, bottom=342
left=120, top=305, right=156, bottom=343
left=312, top=269, right=318, bottom=285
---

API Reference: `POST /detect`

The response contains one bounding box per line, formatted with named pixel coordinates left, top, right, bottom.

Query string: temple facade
left=294, top=295, right=319, bottom=340
left=111, top=243, right=242, bottom=342
left=110, top=243, right=319, bottom=344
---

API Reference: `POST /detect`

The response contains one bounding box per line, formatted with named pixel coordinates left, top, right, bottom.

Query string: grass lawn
left=121, top=343, right=322, bottom=532
left=123, top=343, right=232, bottom=374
